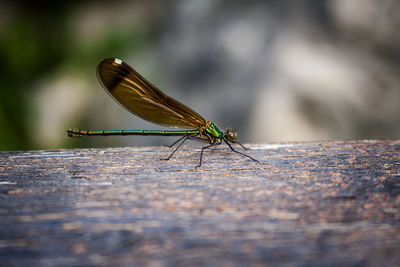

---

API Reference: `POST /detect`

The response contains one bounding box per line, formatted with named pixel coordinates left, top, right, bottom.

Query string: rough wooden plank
left=0, top=140, right=399, bottom=266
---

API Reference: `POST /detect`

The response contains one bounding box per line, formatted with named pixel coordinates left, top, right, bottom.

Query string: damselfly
left=67, top=58, right=258, bottom=167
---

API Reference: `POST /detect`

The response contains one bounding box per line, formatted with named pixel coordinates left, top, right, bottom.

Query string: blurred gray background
left=1, top=0, right=399, bottom=151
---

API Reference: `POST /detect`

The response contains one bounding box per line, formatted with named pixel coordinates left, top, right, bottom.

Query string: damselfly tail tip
left=66, top=129, right=82, bottom=137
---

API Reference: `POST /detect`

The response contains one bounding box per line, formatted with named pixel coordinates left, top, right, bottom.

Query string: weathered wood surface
left=0, top=140, right=399, bottom=266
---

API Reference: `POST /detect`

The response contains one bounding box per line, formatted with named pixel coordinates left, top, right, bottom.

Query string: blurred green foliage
left=1, top=1, right=398, bottom=151
left=0, top=1, right=154, bottom=151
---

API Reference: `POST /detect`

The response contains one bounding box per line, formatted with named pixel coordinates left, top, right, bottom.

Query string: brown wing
left=96, top=58, right=206, bottom=129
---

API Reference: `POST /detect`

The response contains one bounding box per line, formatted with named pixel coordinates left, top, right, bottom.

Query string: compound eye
left=226, top=128, right=237, bottom=142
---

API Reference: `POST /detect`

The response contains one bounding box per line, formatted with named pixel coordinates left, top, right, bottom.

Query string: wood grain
left=0, top=140, right=399, bottom=265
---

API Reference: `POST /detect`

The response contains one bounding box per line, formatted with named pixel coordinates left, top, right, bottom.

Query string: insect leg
left=166, top=135, right=206, bottom=148
left=165, top=135, right=187, bottom=148
left=225, top=141, right=259, bottom=163
left=235, top=141, right=248, bottom=150
left=195, top=143, right=218, bottom=168
left=187, top=136, right=209, bottom=142
left=161, top=136, right=190, bottom=161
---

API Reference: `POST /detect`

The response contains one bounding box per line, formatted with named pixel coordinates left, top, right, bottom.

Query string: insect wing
left=96, top=58, right=206, bottom=129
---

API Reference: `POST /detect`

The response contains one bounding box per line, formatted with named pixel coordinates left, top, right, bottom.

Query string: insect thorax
left=200, top=121, right=224, bottom=143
